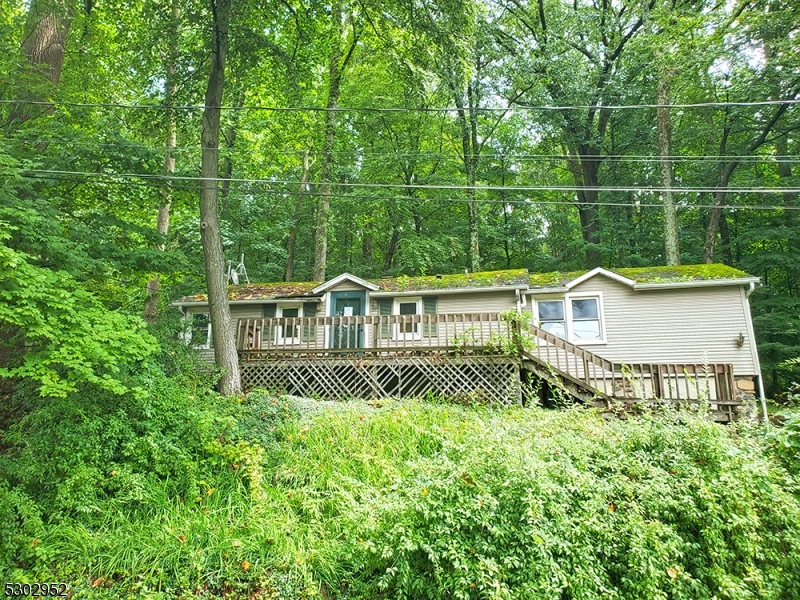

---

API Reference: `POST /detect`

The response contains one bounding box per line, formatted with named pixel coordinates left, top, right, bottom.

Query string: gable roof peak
left=313, top=272, right=380, bottom=294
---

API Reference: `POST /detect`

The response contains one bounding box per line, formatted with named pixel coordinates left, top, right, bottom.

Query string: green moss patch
left=371, top=268, right=529, bottom=292
left=613, top=264, right=753, bottom=283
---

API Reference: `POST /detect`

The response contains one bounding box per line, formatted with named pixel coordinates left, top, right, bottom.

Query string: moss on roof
left=371, top=269, right=530, bottom=292
left=528, top=270, right=587, bottom=289
left=179, top=264, right=755, bottom=303
left=528, top=264, right=754, bottom=288
left=612, top=264, right=753, bottom=283
left=180, top=281, right=320, bottom=303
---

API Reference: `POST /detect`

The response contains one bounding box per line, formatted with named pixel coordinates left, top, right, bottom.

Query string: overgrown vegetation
left=2, top=323, right=799, bottom=598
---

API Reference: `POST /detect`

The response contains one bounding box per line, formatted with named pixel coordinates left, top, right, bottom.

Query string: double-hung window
left=535, top=295, right=605, bottom=344
left=570, top=297, right=602, bottom=341
left=395, top=298, right=421, bottom=339
left=262, top=302, right=319, bottom=345
left=537, top=300, right=566, bottom=338
left=189, top=312, right=212, bottom=348
left=278, top=305, right=301, bottom=342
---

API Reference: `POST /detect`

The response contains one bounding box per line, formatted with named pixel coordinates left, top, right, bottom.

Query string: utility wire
left=1, top=98, right=799, bottom=112
left=21, top=168, right=800, bottom=194
left=9, top=138, right=800, bottom=163
left=22, top=173, right=800, bottom=210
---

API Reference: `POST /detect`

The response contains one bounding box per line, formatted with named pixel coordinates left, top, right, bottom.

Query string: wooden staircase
left=521, top=324, right=741, bottom=420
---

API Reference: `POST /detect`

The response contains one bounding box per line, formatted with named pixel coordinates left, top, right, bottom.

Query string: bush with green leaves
left=3, top=389, right=800, bottom=598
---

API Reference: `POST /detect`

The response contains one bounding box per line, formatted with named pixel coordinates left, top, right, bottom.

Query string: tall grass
left=2, top=389, right=799, bottom=599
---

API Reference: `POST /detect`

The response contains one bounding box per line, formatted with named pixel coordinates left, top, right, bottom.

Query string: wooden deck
left=235, top=313, right=743, bottom=419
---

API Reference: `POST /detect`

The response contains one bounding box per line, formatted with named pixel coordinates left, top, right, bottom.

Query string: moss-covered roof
left=371, top=269, right=530, bottom=292
left=529, top=264, right=754, bottom=288
left=177, top=265, right=755, bottom=304
left=612, top=264, right=753, bottom=284
left=528, top=270, right=587, bottom=289
left=179, top=281, right=320, bottom=303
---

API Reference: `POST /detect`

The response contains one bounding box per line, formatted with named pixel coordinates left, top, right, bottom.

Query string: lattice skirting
left=240, top=355, right=522, bottom=404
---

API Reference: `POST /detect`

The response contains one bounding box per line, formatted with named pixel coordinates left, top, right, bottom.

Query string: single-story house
left=173, top=264, right=763, bottom=419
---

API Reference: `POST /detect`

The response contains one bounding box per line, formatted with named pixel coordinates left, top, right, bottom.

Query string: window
left=262, top=302, right=319, bottom=345
left=570, top=297, right=601, bottom=340
left=398, top=301, right=418, bottom=334
left=394, top=297, right=421, bottom=339
left=279, top=305, right=301, bottom=341
left=189, top=312, right=212, bottom=348
left=535, top=294, right=605, bottom=344
left=537, top=300, right=566, bottom=338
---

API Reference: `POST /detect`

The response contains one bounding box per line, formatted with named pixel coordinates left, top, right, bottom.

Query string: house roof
left=177, top=281, right=320, bottom=304
left=313, top=272, right=379, bottom=293
left=370, top=269, right=530, bottom=293
left=174, top=264, right=757, bottom=305
left=528, top=264, right=758, bottom=291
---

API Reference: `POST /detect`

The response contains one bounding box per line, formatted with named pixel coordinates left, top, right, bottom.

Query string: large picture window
left=535, top=294, right=605, bottom=344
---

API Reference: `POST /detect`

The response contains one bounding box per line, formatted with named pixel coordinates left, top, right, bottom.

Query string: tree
left=144, top=0, right=181, bottom=322
left=313, top=0, right=358, bottom=281
left=199, top=0, right=240, bottom=395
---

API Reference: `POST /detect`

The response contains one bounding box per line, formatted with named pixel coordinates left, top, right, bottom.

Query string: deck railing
left=524, top=324, right=736, bottom=403
left=236, top=312, right=514, bottom=354
left=235, top=314, right=737, bottom=403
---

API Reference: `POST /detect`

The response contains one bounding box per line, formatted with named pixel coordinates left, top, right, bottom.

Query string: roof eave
left=633, top=277, right=760, bottom=290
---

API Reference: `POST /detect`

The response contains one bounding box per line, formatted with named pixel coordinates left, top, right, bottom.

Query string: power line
left=22, top=172, right=800, bottom=210
left=21, top=168, right=800, bottom=195
left=1, top=98, right=798, bottom=113
left=9, top=138, right=800, bottom=163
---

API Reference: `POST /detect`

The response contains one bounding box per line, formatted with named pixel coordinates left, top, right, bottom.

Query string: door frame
left=327, top=291, right=367, bottom=349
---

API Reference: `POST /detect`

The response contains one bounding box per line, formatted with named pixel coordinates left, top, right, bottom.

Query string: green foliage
left=0, top=227, right=158, bottom=397
left=4, top=390, right=799, bottom=599
left=352, top=409, right=800, bottom=599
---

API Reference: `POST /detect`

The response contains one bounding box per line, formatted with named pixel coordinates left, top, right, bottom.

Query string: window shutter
left=378, top=298, right=392, bottom=339
left=262, top=304, right=277, bottom=343
left=302, top=302, right=318, bottom=342
left=422, top=296, right=438, bottom=337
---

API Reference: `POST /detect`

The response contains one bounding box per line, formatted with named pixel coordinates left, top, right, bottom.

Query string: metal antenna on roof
left=227, top=254, right=250, bottom=285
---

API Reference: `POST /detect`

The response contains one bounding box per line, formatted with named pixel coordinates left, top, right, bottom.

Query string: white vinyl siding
left=436, top=290, right=517, bottom=313
left=566, top=275, right=758, bottom=375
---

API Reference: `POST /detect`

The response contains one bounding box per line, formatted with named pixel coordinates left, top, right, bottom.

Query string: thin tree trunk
left=657, top=67, right=680, bottom=266
left=199, top=0, right=239, bottom=395
left=10, top=0, right=75, bottom=123
left=777, top=136, right=800, bottom=294
left=286, top=149, right=311, bottom=281
left=705, top=103, right=788, bottom=262
left=384, top=225, right=400, bottom=272
left=144, top=0, right=180, bottom=323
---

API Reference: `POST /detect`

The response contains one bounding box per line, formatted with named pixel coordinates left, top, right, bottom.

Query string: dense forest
left=2, top=1, right=800, bottom=596
left=1, top=0, right=799, bottom=394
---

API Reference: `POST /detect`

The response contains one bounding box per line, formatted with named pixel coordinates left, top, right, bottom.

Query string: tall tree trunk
left=144, top=0, right=180, bottom=323
left=568, top=148, right=603, bottom=268
left=314, top=0, right=355, bottom=281
left=455, top=86, right=480, bottom=272
left=285, top=149, right=311, bottom=281
left=10, top=0, right=75, bottom=123
left=657, top=67, right=680, bottom=266
left=199, top=0, right=239, bottom=395
left=384, top=225, right=400, bottom=272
